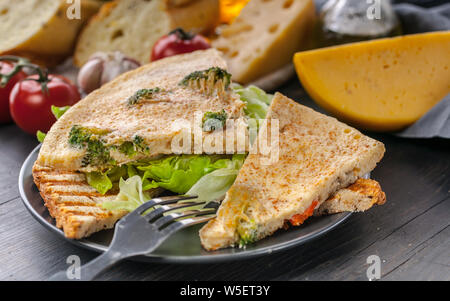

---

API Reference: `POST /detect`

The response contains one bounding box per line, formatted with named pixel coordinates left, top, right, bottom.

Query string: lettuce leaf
left=51, top=105, right=71, bottom=119
left=232, top=84, right=273, bottom=120
left=36, top=130, right=46, bottom=143
left=233, top=84, right=273, bottom=144
left=101, top=155, right=245, bottom=212
left=186, top=154, right=245, bottom=203
left=36, top=106, right=71, bottom=143
left=86, top=172, right=112, bottom=195
left=137, top=155, right=237, bottom=194
left=85, top=166, right=127, bottom=195
left=102, top=176, right=149, bottom=211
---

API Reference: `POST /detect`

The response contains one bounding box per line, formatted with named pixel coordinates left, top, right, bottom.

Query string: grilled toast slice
left=200, top=93, right=385, bottom=250
left=32, top=162, right=161, bottom=239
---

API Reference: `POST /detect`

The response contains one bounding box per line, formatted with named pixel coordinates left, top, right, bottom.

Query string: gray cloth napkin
left=396, top=96, right=450, bottom=139
left=314, top=0, right=450, bottom=138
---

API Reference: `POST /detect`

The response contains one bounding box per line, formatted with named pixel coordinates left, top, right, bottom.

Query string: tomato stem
left=0, top=55, right=50, bottom=93
left=169, top=28, right=194, bottom=40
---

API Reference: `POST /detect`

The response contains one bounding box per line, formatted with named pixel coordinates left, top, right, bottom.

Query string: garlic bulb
left=77, top=51, right=140, bottom=94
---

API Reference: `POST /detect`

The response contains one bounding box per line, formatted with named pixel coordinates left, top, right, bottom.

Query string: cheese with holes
left=213, top=0, right=316, bottom=84
left=294, top=31, right=450, bottom=132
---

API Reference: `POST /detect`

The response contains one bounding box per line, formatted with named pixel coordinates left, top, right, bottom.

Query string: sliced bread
left=74, top=0, right=220, bottom=66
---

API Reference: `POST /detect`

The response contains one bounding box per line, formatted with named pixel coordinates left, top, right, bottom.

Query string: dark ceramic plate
left=19, top=145, right=354, bottom=263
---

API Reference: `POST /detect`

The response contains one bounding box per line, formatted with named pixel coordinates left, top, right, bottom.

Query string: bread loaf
left=0, top=0, right=102, bottom=66
left=74, top=0, right=220, bottom=66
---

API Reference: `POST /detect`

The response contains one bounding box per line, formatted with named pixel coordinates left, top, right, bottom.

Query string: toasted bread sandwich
left=34, top=50, right=385, bottom=245
left=35, top=49, right=248, bottom=238
left=199, top=93, right=385, bottom=250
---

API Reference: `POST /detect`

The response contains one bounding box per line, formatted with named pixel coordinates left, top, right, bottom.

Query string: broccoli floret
left=180, top=67, right=232, bottom=95
left=202, top=110, right=228, bottom=132
left=128, top=88, right=161, bottom=105
left=68, top=125, right=92, bottom=147
left=133, top=135, right=149, bottom=153
left=68, top=125, right=113, bottom=167
left=118, top=136, right=150, bottom=158
left=237, top=219, right=258, bottom=248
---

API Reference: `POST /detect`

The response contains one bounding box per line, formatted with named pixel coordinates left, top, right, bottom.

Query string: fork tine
left=127, top=195, right=199, bottom=218
left=157, top=195, right=199, bottom=202
left=143, top=200, right=207, bottom=221
left=162, top=214, right=216, bottom=235
left=153, top=208, right=216, bottom=229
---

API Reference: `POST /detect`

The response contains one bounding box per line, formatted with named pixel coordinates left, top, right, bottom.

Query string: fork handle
left=48, top=251, right=125, bottom=281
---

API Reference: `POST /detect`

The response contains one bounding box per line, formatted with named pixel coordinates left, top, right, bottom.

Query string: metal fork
left=48, top=195, right=215, bottom=281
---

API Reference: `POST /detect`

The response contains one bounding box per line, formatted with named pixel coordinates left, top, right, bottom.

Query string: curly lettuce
left=137, top=155, right=241, bottom=194
left=99, top=155, right=245, bottom=212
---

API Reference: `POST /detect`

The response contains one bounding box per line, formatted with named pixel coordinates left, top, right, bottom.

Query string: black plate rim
left=19, top=144, right=353, bottom=264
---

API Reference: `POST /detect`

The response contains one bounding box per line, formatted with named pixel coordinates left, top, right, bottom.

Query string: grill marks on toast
left=32, top=163, right=126, bottom=239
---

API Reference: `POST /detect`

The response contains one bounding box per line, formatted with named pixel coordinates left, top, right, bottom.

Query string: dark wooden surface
left=0, top=78, right=449, bottom=281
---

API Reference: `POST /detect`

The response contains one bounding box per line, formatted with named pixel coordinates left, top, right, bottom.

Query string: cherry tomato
left=9, top=74, right=80, bottom=134
left=151, top=28, right=211, bottom=61
left=0, top=62, right=27, bottom=123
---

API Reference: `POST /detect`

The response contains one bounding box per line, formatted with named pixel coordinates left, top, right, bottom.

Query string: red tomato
left=151, top=28, right=211, bottom=61
left=9, top=74, right=80, bottom=134
left=0, top=62, right=27, bottom=123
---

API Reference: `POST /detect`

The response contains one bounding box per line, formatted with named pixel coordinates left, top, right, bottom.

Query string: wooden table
left=0, top=78, right=449, bottom=281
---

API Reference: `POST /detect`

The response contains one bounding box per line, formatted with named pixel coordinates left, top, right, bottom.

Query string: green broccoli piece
left=237, top=219, right=258, bottom=248
left=180, top=67, right=232, bottom=94
left=118, top=136, right=150, bottom=158
left=202, top=110, right=228, bottom=132
left=128, top=88, right=161, bottom=105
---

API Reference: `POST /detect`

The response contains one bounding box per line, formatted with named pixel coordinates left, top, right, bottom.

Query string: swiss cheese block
left=213, top=0, right=316, bottom=84
left=294, top=31, right=450, bottom=131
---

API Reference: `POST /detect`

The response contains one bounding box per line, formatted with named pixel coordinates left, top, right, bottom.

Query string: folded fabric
left=395, top=96, right=450, bottom=139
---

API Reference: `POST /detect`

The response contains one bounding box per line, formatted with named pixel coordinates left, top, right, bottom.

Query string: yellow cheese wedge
left=213, top=0, right=316, bottom=84
left=294, top=31, right=450, bottom=131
